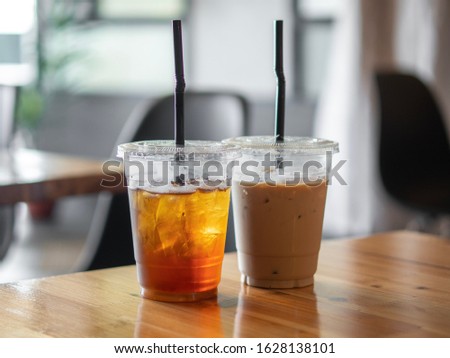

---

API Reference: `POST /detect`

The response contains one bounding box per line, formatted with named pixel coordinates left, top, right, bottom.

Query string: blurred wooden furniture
left=0, top=148, right=124, bottom=205
left=0, top=230, right=448, bottom=338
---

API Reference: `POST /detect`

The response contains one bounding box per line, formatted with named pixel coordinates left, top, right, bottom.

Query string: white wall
left=188, top=0, right=295, bottom=101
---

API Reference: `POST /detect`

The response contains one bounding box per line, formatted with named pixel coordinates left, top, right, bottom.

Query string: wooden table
left=0, top=148, right=124, bottom=205
left=0, top=230, right=449, bottom=338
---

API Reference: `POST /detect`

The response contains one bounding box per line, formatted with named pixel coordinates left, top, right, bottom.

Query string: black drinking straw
left=274, top=20, right=285, bottom=143
left=173, top=20, right=185, bottom=185
left=173, top=20, right=185, bottom=147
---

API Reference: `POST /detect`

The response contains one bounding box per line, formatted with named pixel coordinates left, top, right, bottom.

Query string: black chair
left=75, top=91, right=249, bottom=271
left=374, top=71, right=450, bottom=229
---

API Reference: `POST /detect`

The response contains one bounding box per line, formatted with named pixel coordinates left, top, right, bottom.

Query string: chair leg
left=0, top=206, right=15, bottom=260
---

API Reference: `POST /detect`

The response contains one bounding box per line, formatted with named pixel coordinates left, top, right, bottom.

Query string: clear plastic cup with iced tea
left=118, top=140, right=240, bottom=302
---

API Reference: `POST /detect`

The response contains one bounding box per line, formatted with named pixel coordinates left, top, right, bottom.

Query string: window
left=294, top=0, right=341, bottom=99
left=41, top=0, right=187, bottom=94
left=0, top=0, right=36, bottom=85
left=27, top=1, right=342, bottom=98
left=97, top=0, right=186, bottom=20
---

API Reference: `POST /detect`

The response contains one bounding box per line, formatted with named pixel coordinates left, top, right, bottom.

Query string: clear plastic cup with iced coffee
left=224, top=136, right=339, bottom=288
left=118, top=140, right=240, bottom=302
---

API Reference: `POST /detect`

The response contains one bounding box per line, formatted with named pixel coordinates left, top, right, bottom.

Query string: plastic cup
left=118, top=140, right=240, bottom=302
left=223, top=136, right=339, bottom=288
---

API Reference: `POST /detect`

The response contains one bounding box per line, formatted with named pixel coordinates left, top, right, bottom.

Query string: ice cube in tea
left=129, top=187, right=231, bottom=302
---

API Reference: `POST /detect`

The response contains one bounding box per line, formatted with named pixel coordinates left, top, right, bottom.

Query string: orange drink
left=118, top=140, right=239, bottom=302
left=129, top=187, right=231, bottom=301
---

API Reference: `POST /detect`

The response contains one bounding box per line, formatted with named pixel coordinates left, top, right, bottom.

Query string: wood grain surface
left=0, top=231, right=448, bottom=337
left=0, top=148, right=124, bottom=204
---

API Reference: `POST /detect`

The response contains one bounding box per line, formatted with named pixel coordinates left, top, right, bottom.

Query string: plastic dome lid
left=118, top=140, right=241, bottom=159
left=223, top=136, right=339, bottom=155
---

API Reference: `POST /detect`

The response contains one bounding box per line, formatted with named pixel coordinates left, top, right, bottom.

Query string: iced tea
left=129, top=187, right=231, bottom=302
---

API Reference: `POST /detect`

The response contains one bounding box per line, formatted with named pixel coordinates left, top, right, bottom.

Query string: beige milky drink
left=224, top=136, right=339, bottom=288
left=233, top=180, right=327, bottom=287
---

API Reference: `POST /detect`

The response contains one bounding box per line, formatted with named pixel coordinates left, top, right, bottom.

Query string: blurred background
left=0, top=0, right=449, bottom=282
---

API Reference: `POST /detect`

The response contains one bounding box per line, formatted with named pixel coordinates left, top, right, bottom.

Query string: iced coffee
left=224, top=136, right=338, bottom=288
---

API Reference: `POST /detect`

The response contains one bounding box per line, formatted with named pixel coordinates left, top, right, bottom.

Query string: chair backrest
left=121, top=92, right=249, bottom=143
left=76, top=91, right=249, bottom=271
left=374, top=71, right=450, bottom=213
